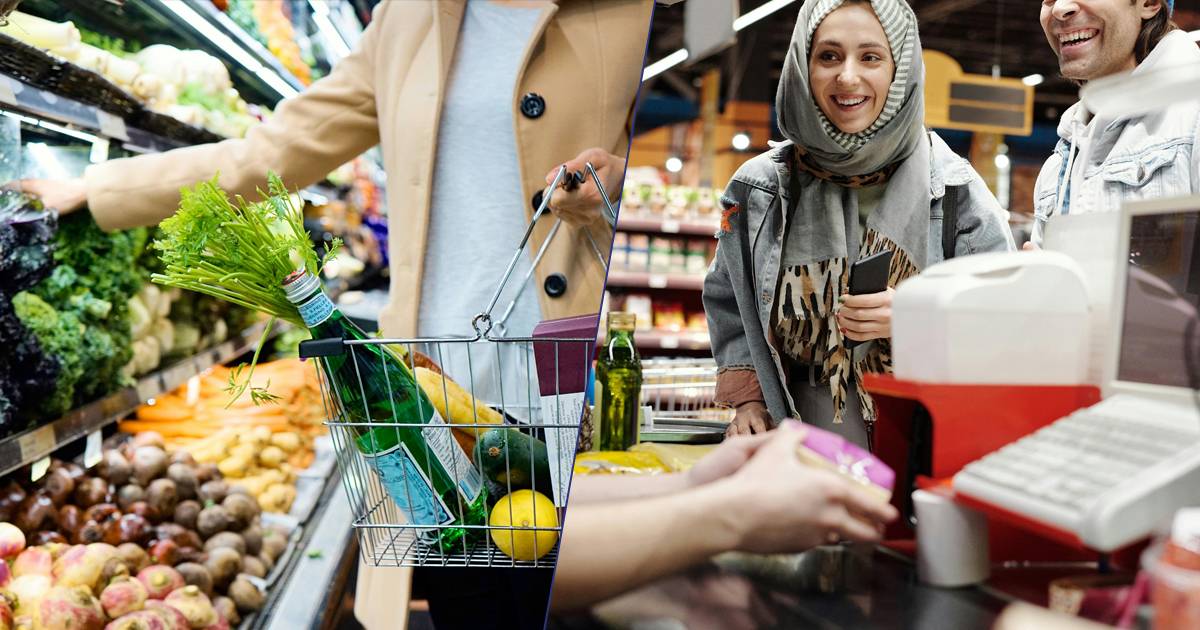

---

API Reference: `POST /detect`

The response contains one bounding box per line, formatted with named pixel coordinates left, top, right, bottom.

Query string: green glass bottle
left=283, top=270, right=487, bottom=552
left=597, top=312, right=642, bottom=451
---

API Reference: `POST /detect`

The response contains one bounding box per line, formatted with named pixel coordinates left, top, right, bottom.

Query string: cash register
left=953, top=195, right=1200, bottom=552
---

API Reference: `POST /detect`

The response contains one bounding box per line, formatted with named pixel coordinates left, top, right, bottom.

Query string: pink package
left=793, top=424, right=896, bottom=502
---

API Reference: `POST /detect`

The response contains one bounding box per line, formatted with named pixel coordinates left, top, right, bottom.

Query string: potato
left=204, top=547, right=241, bottom=589
left=203, top=532, right=246, bottom=556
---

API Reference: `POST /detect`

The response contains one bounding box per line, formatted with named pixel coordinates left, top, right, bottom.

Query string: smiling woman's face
left=808, top=2, right=895, bottom=135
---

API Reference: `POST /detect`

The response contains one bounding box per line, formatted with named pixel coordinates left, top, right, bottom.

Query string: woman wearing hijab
left=705, top=0, right=1015, bottom=446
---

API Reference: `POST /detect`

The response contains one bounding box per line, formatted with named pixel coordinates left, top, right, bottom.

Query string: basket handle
left=472, top=163, right=617, bottom=338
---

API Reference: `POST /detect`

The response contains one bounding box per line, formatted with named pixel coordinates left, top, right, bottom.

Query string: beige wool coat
left=85, top=0, right=652, bottom=627
left=85, top=0, right=651, bottom=338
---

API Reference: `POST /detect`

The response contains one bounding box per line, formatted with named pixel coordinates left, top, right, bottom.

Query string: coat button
left=531, top=189, right=544, bottom=212
left=544, top=273, right=568, bottom=298
left=520, top=93, right=546, bottom=119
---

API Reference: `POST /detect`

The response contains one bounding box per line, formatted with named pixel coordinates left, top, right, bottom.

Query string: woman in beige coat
left=22, top=1, right=653, bottom=628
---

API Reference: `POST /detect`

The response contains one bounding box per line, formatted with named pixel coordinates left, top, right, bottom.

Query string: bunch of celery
left=152, top=173, right=338, bottom=402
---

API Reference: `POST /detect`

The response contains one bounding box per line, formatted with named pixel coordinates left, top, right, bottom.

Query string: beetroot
left=37, top=585, right=103, bottom=630
left=137, top=566, right=184, bottom=600
left=199, top=616, right=229, bottom=630
left=148, top=540, right=179, bottom=567
left=100, top=576, right=148, bottom=619
left=144, top=601, right=189, bottom=630
left=164, top=586, right=216, bottom=629
left=53, top=543, right=117, bottom=592
left=0, top=523, right=25, bottom=559
left=116, top=544, right=151, bottom=574
left=8, top=574, right=51, bottom=616
left=104, top=611, right=169, bottom=630
left=11, top=547, right=50, bottom=577
left=0, top=559, right=9, bottom=589
left=100, top=556, right=131, bottom=589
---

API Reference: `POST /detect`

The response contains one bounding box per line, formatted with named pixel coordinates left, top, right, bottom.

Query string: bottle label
left=365, top=443, right=454, bottom=528
left=421, top=409, right=484, bottom=504
left=297, top=292, right=335, bottom=327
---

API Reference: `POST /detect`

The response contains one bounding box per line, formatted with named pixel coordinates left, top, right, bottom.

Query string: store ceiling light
left=731, top=132, right=751, bottom=151
left=994, top=153, right=1010, bottom=170
left=309, top=0, right=352, bottom=62
left=642, top=0, right=799, bottom=82
left=643, top=48, right=689, bottom=81
left=158, top=0, right=300, bottom=99
left=733, top=0, right=798, bottom=31
left=1022, top=74, right=1044, bottom=87
left=665, top=156, right=683, bottom=173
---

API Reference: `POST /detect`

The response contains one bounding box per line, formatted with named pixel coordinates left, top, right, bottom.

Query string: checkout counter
left=559, top=199, right=1200, bottom=629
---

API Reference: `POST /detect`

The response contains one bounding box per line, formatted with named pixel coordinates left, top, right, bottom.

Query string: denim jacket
left=703, top=132, right=1015, bottom=421
left=1031, top=30, right=1200, bottom=246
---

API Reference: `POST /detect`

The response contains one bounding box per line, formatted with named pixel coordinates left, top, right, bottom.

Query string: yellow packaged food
left=573, top=451, right=667, bottom=475
left=630, top=443, right=717, bottom=473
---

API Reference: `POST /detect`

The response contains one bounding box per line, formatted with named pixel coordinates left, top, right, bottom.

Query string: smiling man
left=1030, top=0, right=1199, bottom=246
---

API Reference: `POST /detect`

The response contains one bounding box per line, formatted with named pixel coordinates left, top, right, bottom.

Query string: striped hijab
left=776, top=0, right=925, bottom=177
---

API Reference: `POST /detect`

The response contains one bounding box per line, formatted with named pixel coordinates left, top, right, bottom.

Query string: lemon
left=489, top=490, right=559, bottom=561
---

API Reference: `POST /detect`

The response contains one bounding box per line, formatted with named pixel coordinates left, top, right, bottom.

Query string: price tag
left=648, top=274, right=668, bottom=289
left=84, top=430, right=103, bottom=468
left=96, top=111, right=128, bottom=141
left=136, top=377, right=162, bottom=402
left=0, top=76, right=15, bottom=106
left=31, top=456, right=51, bottom=482
left=18, top=425, right=55, bottom=462
left=661, top=219, right=681, bottom=233
left=660, top=335, right=680, bottom=349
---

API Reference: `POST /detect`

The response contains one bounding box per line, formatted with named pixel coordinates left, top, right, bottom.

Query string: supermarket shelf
left=19, top=0, right=304, bottom=106
left=0, top=320, right=286, bottom=478
left=0, top=70, right=222, bottom=151
left=617, top=214, right=720, bottom=236
left=636, top=329, right=711, bottom=351
left=606, top=270, right=706, bottom=291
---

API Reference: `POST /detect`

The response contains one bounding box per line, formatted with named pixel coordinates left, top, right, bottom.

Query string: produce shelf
left=0, top=320, right=288, bottom=478
left=257, top=470, right=356, bottom=630
left=606, top=270, right=706, bottom=291
left=635, top=329, right=711, bottom=351
left=616, top=213, right=721, bottom=236
left=17, top=0, right=305, bottom=107
left=0, top=69, right=219, bottom=150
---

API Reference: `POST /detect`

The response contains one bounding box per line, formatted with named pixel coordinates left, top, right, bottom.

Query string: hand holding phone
left=841, top=250, right=894, bottom=349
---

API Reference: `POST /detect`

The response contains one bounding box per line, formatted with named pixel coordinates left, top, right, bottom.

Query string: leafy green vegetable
left=78, top=28, right=142, bottom=57
left=22, top=213, right=142, bottom=410
left=12, top=292, right=82, bottom=417
left=153, top=173, right=339, bottom=403
left=0, top=191, right=60, bottom=434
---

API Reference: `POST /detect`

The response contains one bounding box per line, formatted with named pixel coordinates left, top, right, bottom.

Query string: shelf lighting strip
left=1, top=110, right=103, bottom=144
left=158, top=0, right=300, bottom=99
left=642, top=0, right=798, bottom=81
left=309, top=0, right=352, bottom=62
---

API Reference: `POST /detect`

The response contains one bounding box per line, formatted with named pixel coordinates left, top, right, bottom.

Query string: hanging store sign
left=924, top=50, right=1034, bottom=136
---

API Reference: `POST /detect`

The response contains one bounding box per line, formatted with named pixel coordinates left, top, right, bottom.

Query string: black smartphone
left=844, top=249, right=894, bottom=349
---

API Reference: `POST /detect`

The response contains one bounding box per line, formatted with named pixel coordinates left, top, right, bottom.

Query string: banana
left=414, top=367, right=503, bottom=437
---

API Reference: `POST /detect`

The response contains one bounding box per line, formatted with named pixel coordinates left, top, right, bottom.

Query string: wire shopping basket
left=300, top=165, right=613, bottom=568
